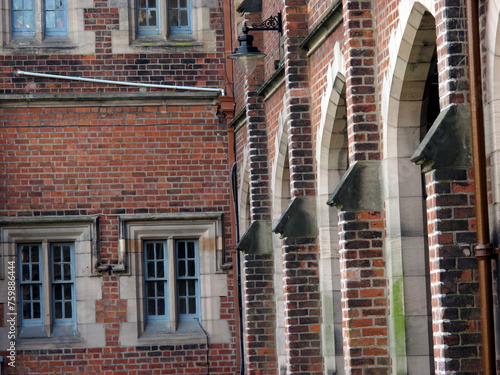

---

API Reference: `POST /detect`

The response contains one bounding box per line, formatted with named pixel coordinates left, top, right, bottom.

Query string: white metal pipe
left=16, top=70, right=225, bottom=96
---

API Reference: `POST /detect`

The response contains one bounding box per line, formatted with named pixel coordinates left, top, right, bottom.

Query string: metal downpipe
left=465, top=1, right=496, bottom=373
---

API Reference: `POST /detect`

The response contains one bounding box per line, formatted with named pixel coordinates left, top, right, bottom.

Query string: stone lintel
left=272, top=196, right=317, bottom=238
left=236, top=220, right=273, bottom=255
left=327, top=161, right=382, bottom=211
left=410, top=104, right=472, bottom=171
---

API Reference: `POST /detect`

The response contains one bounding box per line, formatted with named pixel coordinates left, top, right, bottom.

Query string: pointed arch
left=316, top=41, right=348, bottom=375
left=380, top=3, right=437, bottom=373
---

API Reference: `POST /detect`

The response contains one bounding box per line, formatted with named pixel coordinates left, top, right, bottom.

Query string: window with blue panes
left=11, top=0, right=68, bottom=37
left=137, top=0, right=159, bottom=35
left=12, top=0, right=36, bottom=36
left=19, top=243, right=76, bottom=332
left=19, top=244, right=43, bottom=327
left=176, top=239, right=199, bottom=321
left=144, top=241, right=168, bottom=319
left=44, top=0, right=68, bottom=36
left=168, top=0, right=191, bottom=34
left=143, top=239, right=199, bottom=326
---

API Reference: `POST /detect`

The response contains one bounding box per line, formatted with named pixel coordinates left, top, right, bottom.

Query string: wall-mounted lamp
left=228, top=12, right=282, bottom=76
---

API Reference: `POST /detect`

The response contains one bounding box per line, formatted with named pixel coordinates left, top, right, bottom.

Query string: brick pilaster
left=435, top=0, right=469, bottom=107
left=240, top=11, right=277, bottom=374
left=343, top=0, right=379, bottom=162
left=338, top=211, right=389, bottom=375
left=425, top=169, right=482, bottom=374
left=280, top=2, right=322, bottom=374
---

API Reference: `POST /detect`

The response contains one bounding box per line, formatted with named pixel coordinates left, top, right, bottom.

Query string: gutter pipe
left=16, top=70, right=225, bottom=96
left=465, top=1, right=496, bottom=373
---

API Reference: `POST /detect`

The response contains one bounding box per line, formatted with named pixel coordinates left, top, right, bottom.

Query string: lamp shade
left=228, top=32, right=266, bottom=75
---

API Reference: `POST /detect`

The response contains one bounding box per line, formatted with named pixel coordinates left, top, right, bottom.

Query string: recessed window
left=143, top=239, right=200, bottom=331
left=168, top=0, right=191, bottom=34
left=19, top=242, right=76, bottom=337
left=11, top=0, right=68, bottom=37
left=137, top=0, right=159, bottom=35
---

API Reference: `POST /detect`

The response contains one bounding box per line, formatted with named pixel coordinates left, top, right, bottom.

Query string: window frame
left=17, top=241, right=77, bottom=338
left=11, top=0, right=68, bottom=38
left=0, top=216, right=104, bottom=349
left=117, top=213, right=230, bottom=346
left=168, top=0, right=191, bottom=35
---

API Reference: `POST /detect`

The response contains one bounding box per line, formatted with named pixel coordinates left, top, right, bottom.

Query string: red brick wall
left=425, top=169, right=482, bottom=374
left=0, top=102, right=238, bottom=374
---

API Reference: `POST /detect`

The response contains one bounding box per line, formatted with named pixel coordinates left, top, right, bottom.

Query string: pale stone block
left=200, top=273, right=227, bottom=297
left=394, top=57, right=409, bottom=81
left=200, top=296, right=220, bottom=321
left=403, top=276, right=430, bottom=316
left=126, top=298, right=138, bottom=323
left=119, top=275, right=138, bottom=300
left=407, top=355, right=434, bottom=375
left=203, top=319, right=231, bottom=343
left=401, top=236, right=428, bottom=276
left=385, top=236, right=404, bottom=277
left=397, top=101, right=424, bottom=127
left=76, top=300, right=96, bottom=324
left=396, top=127, right=421, bottom=159
left=74, top=253, right=93, bottom=277
left=119, top=322, right=139, bottom=347
left=76, top=277, right=102, bottom=301
left=405, top=315, right=432, bottom=356
left=80, top=323, right=106, bottom=347
left=399, top=197, right=426, bottom=236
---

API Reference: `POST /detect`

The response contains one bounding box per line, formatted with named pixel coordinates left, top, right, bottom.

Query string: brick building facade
left=1, top=0, right=500, bottom=374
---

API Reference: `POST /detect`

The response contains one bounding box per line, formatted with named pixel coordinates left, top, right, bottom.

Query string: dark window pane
left=53, top=246, right=61, bottom=262
left=180, top=0, right=187, bottom=7
left=179, top=299, right=186, bottom=314
left=156, top=261, right=164, bottom=278
left=63, top=264, right=71, bottom=280
left=148, top=0, right=156, bottom=7
left=65, top=302, right=72, bottom=318
left=188, top=260, right=195, bottom=276
left=138, top=0, right=146, bottom=7
left=157, top=282, right=164, bottom=297
left=178, top=260, right=186, bottom=277
left=149, top=10, right=157, bottom=26
left=147, top=261, right=155, bottom=278
left=147, top=281, right=155, bottom=297
left=157, top=299, right=165, bottom=315
left=64, top=284, right=72, bottom=299
left=146, top=243, right=154, bottom=260
left=177, top=242, right=185, bottom=258
left=188, top=280, right=195, bottom=296
left=31, top=246, right=39, bottom=262
left=22, top=265, right=30, bottom=281
left=178, top=280, right=186, bottom=296
left=33, top=302, right=40, bottom=319
left=148, top=299, right=156, bottom=315
left=31, top=264, right=39, bottom=281
left=180, top=10, right=188, bottom=26
left=189, top=297, right=196, bottom=313
left=21, top=246, right=29, bottom=262
left=156, top=243, right=163, bottom=260
left=53, top=264, right=61, bottom=281
left=187, top=242, right=195, bottom=258
left=169, top=0, right=177, bottom=7
left=55, top=302, right=62, bottom=319
left=63, top=245, right=71, bottom=262
left=54, top=285, right=62, bottom=300
left=33, top=285, right=40, bottom=300
left=23, top=302, right=31, bottom=319
left=22, top=285, right=31, bottom=300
